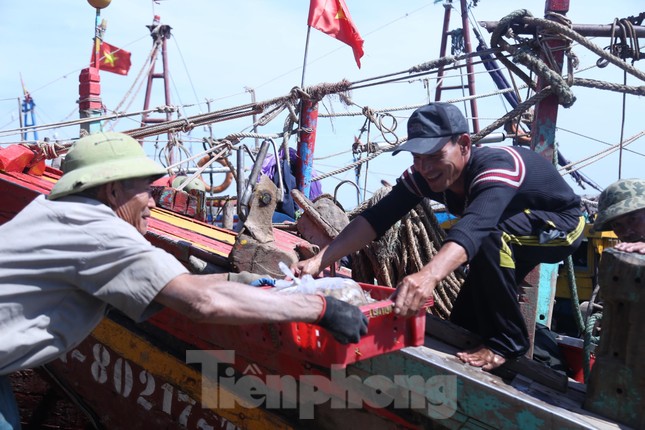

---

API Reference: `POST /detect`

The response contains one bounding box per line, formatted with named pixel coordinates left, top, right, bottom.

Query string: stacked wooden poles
left=348, top=186, right=464, bottom=319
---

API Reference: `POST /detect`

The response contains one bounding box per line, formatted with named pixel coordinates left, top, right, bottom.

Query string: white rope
left=317, top=85, right=529, bottom=118
left=165, top=141, right=230, bottom=171
left=0, top=106, right=175, bottom=138
left=174, top=147, right=230, bottom=192
left=558, top=130, right=645, bottom=175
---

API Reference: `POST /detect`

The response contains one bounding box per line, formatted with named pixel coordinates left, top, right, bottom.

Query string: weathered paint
left=584, top=250, right=645, bottom=428
left=530, top=0, right=569, bottom=162
left=531, top=117, right=558, bottom=160
left=296, top=99, right=318, bottom=199
left=526, top=0, right=572, bottom=338
left=536, top=263, right=559, bottom=325
left=0, top=171, right=52, bottom=225
left=78, top=67, right=103, bottom=135
left=47, top=317, right=295, bottom=430
left=352, top=343, right=623, bottom=429
left=152, top=209, right=234, bottom=244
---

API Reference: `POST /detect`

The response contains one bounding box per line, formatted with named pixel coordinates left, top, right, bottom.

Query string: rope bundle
left=348, top=185, right=465, bottom=319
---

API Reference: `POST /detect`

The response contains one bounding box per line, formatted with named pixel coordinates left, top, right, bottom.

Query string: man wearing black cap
left=294, top=102, right=584, bottom=370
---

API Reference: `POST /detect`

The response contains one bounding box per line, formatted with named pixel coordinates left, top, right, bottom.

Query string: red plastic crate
left=149, top=283, right=430, bottom=368
left=272, top=283, right=428, bottom=367
left=558, top=335, right=595, bottom=383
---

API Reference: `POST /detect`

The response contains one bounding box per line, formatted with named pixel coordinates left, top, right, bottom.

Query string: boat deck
left=1, top=166, right=633, bottom=429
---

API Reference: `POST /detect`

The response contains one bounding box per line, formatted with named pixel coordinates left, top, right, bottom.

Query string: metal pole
left=17, top=98, right=23, bottom=139
left=530, top=0, right=570, bottom=163
left=460, top=0, right=480, bottom=133
left=79, top=9, right=104, bottom=136
left=434, top=3, right=452, bottom=102
left=478, top=21, right=645, bottom=38
left=296, top=99, right=319, bottom=199
left=238, top=140, right=271, bottom=222
left=301, top=26, right=312, bottom=89
left=93, top=9, right=101, bottom=69
left=245, top=87, right=259, bottom=150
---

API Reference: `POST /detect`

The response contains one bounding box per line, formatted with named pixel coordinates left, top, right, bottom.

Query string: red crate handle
left=361, top=298, right=432, bottom=318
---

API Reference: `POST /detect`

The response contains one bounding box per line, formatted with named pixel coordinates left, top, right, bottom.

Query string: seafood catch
left=274, top=262, right=376, bottom=306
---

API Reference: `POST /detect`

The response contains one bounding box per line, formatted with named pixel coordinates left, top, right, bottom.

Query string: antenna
left=19, top=73, right=38, bottom=141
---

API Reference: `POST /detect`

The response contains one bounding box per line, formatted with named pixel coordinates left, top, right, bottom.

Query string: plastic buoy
left=87, top=0, right=112, bottom=9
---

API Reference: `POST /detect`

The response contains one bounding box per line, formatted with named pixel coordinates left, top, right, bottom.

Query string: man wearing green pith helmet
left=0, top=132, right=368, bottom=429
left=594, top=178, right=645, bottom=254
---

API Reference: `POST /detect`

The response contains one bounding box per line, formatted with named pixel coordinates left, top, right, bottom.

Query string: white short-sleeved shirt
left=0, top=194, right=188, bottom=374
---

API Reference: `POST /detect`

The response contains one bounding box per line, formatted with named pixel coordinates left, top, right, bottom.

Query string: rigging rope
left=524, top=16, right=645, bottom=82
left=109, top=41, right=161, bottom=130
left=6, top=7, right=644, bottom=201
left=311, top=149, right=388, bottom=183
left=557, top=129, right=645, bottom=175
left=319, top=84, right=529, bottom=119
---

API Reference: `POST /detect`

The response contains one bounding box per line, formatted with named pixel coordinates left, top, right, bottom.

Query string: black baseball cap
left=393, top=103, right=469, bottom=156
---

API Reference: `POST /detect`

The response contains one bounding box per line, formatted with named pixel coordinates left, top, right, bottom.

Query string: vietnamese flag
left=307, top=0, right=364, bottom=68
left=91, top=40, right=132, bottom=76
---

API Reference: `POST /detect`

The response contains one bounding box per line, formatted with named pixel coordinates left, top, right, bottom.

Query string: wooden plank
left=425, top=314, right=569, bottom=392
left=147, top=221, right=233, bottom=257
left=152, top=207, right=235, bottom=244
left=395, top=344, right=623, bottom=429
left=584, top=250, right=645, bottom=429
left=347, top=339, right=623, bottom=429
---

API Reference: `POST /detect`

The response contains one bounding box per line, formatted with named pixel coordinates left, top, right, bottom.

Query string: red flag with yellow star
left=91, top=41, right=132, bottom=75
left=307, top=0, right=364, bottom=68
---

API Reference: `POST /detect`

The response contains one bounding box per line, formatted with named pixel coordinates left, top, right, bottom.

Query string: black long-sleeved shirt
left=361, top=146, right=582, bottom=261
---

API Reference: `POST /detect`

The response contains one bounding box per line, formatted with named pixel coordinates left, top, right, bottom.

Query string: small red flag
left=307, top=0, right=364, bottom=68
left=91, top=41, right=132, bottom=76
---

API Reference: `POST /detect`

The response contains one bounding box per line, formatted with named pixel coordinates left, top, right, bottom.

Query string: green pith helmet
left=171, top=175, right=206, bottom=193
left=593, top=178, right=645, bottom=231
left=48, top=132, right=168, bottom=200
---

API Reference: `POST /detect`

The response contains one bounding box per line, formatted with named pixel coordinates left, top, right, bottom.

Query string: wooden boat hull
left=46, top=316, right=292, bottom=430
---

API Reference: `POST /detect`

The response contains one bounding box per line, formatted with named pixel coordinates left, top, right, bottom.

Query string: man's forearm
left=422, top=241, right=468, bottom=282
left=157, top=274, right=325, bottom=324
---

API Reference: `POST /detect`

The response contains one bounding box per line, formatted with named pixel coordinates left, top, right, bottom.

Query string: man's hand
left=393, top=241, right=466, bottom=317
left=316, top=296, right=368, bottom=344
left=291, top=253, right=324, bottom=278
left=393, top=270, right=437, bottom=317
left=614, top=241, right=645, bottom=254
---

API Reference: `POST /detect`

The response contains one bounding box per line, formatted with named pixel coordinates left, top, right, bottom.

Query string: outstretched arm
left=154, top=273, right=369, bottom=343
left=293, top=216, right=377, bottom=277
left=156, top=273, right=324, bottom=324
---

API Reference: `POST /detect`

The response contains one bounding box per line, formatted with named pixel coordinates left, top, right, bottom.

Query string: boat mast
left=19, top=77, right=38, bottom=141
left=296, top=99, right=319, bottom=200
left=140, top=16, right=174, bottom=154
left=434, top=0, right=480, bottom=133
left=79, top=0, right=111, bottom=136
left=530, top=0, right=570, bottom=163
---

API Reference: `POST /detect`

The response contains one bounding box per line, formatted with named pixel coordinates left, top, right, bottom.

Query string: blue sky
left=1, top=0, right=643, bottom=209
